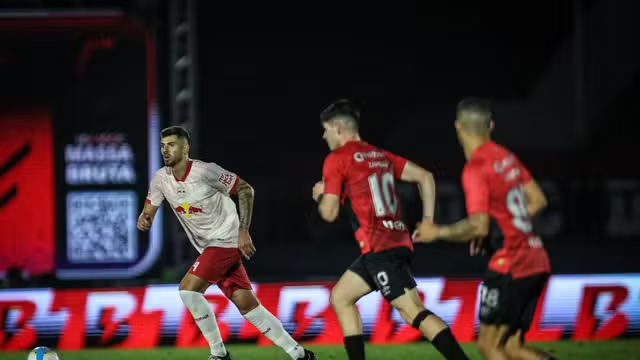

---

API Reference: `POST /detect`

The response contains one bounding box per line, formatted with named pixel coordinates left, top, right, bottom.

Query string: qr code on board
left=66, top=191, right=138, bottom=263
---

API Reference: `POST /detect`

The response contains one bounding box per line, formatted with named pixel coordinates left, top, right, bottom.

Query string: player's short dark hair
left=456, top=97, right=492, bottom=134
left=161, top=125, right=190, bottom=143
left=457, top=97, right=492, bottom=117
left=319, top=99, right=360, bottom=129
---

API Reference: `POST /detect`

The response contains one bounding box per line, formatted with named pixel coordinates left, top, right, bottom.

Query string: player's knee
left=329, top=286, right=353, bottom=310
left=503, top=332, right=522, bottom=357
left=179, top=273, right=209, bottom=292
left=503, top=342, right=519, bottom=358
left=179, top=281, right=204, bottom=292
left=476, top=338, right=493, bottom=357
left=178, top=280, right=191, bottom=292
left=329, top=287, right=343, bottom=308
left=178, top=279, right=194, bottom=292
left=476, top=331, right=499, bottom=356
left=410, top=309, right=433, bottom=329
left=230, top=289, right=260, bottom=315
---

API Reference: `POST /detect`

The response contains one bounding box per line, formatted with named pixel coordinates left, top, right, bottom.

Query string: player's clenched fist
left=412, top=220, right=439, bottom=243
left=312, top=181, right=324, bottom=202
left=137, top=213, right=152, bottom=231
left=469, top=238, right=487, bottom=256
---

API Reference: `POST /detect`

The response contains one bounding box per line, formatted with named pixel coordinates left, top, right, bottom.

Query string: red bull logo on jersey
left=175, top=202, right=204, bottom=219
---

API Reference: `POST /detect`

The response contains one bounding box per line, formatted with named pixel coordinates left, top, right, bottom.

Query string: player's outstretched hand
left=238, top=230, right=256, bottom=260
left=137, top=213, right=152, bottom=231
left=412, top=220, right=438, bottom=243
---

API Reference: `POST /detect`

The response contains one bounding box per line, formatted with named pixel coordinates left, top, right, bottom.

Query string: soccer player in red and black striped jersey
left=414, top=98, right=555, bottom=360
left=312, top=99, right=469, bottom=360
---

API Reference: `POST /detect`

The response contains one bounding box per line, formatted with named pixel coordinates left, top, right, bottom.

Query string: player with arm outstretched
left=413, top=98, right=555, bottom=360
left=138, top=126, right=316, bottom=360
left=312, top=99, right=469, bottom=360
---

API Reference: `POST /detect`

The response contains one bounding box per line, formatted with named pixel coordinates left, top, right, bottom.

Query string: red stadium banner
left=0, top=274, right=638, bottom=351
left=0, top=12, right=163, bottom=281
left=0, top=109, right=55, bottom=276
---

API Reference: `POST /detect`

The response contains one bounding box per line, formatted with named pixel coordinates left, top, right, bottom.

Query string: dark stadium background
left=0, top=0, right=638, bottom=285
left=1, top=1, right=639, bottom=357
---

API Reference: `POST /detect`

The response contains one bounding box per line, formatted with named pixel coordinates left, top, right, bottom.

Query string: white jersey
left=145, top=159, right=240, bottom=253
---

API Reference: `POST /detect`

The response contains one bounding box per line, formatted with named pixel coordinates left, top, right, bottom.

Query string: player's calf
left=329, top=270, right=373, bottom=360
left=503, top=331, right=557, bottom=360
left=231, top=289, right=310, bottom=360
left=391, top=289, right=469, bottom=360
left=412, top=310, right=470, bottom=360
left=329, top=284, right=367, bottom=336
left=477, top=324, right=510, bottom=360
left=329, top=290, right=366, bottom=360
left=178, top=274, right=228, bottom=359
left=229, top=287, right=260, bottom=315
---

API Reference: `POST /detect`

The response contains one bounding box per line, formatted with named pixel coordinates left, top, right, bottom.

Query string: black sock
left=344, top=335, right=365, bottom=360
left=430, top=328, right=469, bottom=360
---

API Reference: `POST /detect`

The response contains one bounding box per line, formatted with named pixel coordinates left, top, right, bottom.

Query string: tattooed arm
left=435, top=213, right=490, bottom=242
left=413, top=213, right=489, bottom=243
left=234, top=177, right=254, bottom=231
left=205, top=162, right=256, bottom=259
left=433, top=159, right=489, bottom=242
left=232, top=177, right=256, bottom=259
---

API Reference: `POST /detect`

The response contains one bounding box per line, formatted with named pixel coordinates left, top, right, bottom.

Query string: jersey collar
left=173, top=160, right=193, bottom=182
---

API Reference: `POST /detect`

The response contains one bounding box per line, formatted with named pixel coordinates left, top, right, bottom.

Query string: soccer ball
left=27, top=346, right=60, bottom=360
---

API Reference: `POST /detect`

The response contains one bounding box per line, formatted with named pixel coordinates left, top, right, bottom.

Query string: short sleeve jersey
left=146, top=159, right=240, bottom=253
left=322, top=141, right=413, bottom=254
left=462, top=141, right=551, bottom=278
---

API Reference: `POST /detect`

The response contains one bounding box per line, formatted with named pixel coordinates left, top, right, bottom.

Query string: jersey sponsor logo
left=175, top=202, right=204, bottom=219
left=218, top=173, right=234, bottom=188
left=382, top=220, right=408, bottom=231
left=493, top=155, right=515, bottom=174
left=528, top=236, right=544, bottom=248
left=354, top=151, right=385, bottom=163
left=505, top=167, right=521, bottom=182
left=368, top=161, right=390, bottom=169
left=194, top=314, right=209, bottom=322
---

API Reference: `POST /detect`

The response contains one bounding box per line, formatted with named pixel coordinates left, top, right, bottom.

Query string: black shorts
left=478, top=271, right=550, bottom=335
left=348, top=247, right=417, bottom=302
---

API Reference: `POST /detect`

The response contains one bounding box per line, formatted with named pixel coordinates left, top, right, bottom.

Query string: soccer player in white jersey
left=138, top=126, right=316, bottom=360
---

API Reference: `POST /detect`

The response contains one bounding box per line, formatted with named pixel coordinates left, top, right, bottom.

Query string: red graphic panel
left=0, top=109, right=55, bottom=275
left=2, top=275, right=640, bottom=351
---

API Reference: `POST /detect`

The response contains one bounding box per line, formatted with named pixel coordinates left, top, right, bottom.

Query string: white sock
left=243, top=305, right=305, bottom=359
left=179, top=290, right=227, bottom=357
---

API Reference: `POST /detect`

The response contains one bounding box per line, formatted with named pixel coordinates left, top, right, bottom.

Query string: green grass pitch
left=6, top=340, right=640, bottom=359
